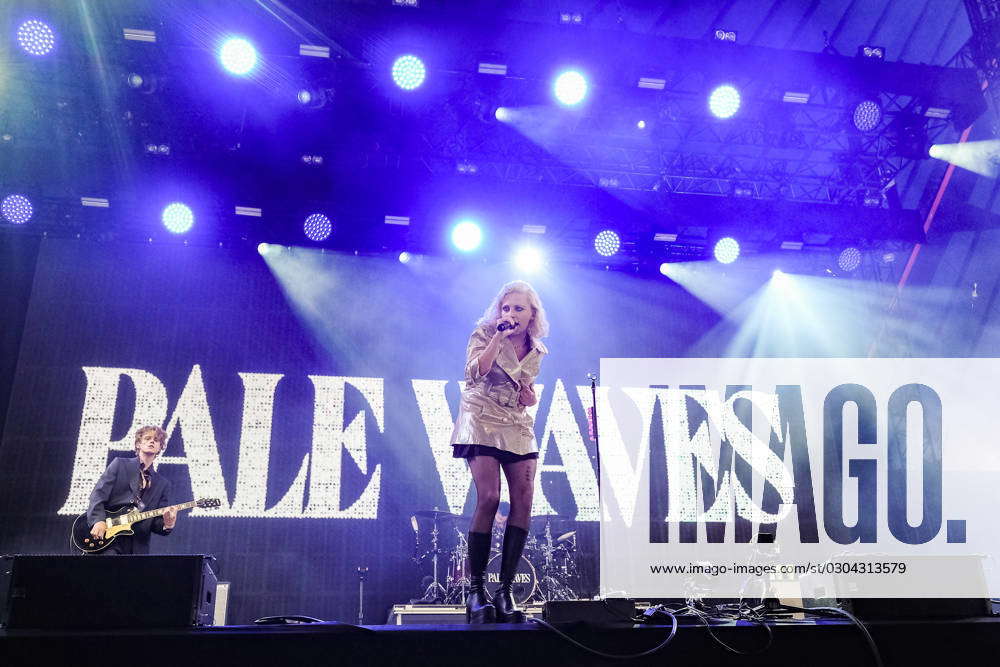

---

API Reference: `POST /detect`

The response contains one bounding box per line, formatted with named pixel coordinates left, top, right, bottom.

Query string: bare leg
left=468, top=455, right=501, bottom=534
left=501, top=457, right=537, bottom=530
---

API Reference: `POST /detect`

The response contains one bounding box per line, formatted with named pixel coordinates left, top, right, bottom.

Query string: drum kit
left=410, top=509, right=581, bottom=605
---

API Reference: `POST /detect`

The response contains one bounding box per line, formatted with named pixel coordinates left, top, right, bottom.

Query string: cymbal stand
left=420, top=513, right=447, bottom=603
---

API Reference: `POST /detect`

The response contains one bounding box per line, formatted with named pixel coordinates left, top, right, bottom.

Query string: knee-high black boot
left=465, top=531, right=495, bottom=623
left=494, top=525, right=528, bottom=623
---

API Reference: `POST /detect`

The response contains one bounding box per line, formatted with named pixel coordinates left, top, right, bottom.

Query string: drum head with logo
left=485, top=554, right=537, bottom=605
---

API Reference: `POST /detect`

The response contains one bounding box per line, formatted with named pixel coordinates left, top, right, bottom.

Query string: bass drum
left=485, top=554, right=538, bottom=605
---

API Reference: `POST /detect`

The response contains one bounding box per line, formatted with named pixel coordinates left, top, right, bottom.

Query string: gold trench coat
left=450, top=324, right=548, bottom=456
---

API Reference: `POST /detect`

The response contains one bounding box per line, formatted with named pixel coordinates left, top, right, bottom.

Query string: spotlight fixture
left=301, top=154, right=324, bottom=165
left=391, top=55, right=426, bottom=90
left=127, top=72, right=157, bottom=94
left=858, top=45, right=886, bottom=60
left=398, top=251, right=412, bottom=264
left=852, top=99, right=882, bottom=132
left=594, top=230, right=621, bottom=257
left=838, top=247, right=862, bottom=272
left=558, top=12, right=584, bottom=25
left=451, top=221, right=483, bottom=252
left=708, top=85, right=741, bottom=119
left=713, top=29, right=737, bottom=43
left=713, top=237, right=740, bottom=264
left=303, top=213, right=332, bottom=242
left=514, top=246, right=544, bottom=273
left=17, top=20, right=56, bottom=56
left=553, top=70, right=588, bottom=106
left=296, top=87, right=331, bottom=109
left=219, top=37, right=258, bottom=76
left=161, top=202, right=194, bottom=234
left=1, top=194, right=34, bottom=224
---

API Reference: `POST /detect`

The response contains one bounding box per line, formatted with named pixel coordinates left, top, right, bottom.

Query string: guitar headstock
left=196, top=498, right=222, bottom=509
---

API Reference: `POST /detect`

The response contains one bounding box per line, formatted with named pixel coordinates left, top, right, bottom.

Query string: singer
left=451, top=280, right=549, bottom=623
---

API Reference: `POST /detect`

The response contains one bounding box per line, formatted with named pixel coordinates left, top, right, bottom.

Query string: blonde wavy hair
left=477, top=280, right=549, bottom=339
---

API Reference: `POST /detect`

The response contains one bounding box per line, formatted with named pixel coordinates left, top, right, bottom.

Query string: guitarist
left=86, top=426, right=178, bottom=554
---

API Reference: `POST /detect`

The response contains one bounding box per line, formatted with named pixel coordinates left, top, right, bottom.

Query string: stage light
left=852, top=100, right=882, bottom=132
left=594, top=230, right=620, bottom=257
left=771, top=269, right=790, bottom=287
left=713, top=237, right=740, bottom=264
left=17, top=20, right=55, bottom=56
left=161, top=203, right=194, bottom=234
left=219, top=37, right=258, bottom=76
left=296, top=87, right=330, bottom=109
left=257, top=243, right=270, bottom=256
left=636, top=120, right=646, bottom=129
left=514, top=246, right=544, bottom=273
left=708, top=85, right=741, bottom=119
left=398, top=251, right=412, bottom=264
left=451, top=221, right=483, bottom=252
left=392, top=55, right=426, bottom=90
left=1, top=194, right=33, bottom=224
left=495, top=107, right=511, bottom=122
left=303, top=213, right=332, bottom=242
left=838, top=247, right=862, bottom=272
left=659, top=263, right=671, bottom=276
left=553, top=70, right=588, bottom=106
left=858, top=45, right=885, bottom=60
left=713, top=29, right=737, bottom=43
left=928, top=144, right=942, bottom=159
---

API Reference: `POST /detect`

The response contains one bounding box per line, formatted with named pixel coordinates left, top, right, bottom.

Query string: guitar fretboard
left=129, top=500, right=199, bottom=522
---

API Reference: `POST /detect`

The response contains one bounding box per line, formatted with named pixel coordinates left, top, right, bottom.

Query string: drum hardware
left=411, top=508, right=466, bottom=604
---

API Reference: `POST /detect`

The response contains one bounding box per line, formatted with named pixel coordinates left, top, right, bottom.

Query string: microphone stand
left=587, top=372, right=604, bottom=601
left=587, top=373, right=601, bottom=509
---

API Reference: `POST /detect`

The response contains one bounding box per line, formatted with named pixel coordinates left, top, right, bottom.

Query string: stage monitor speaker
left=845, top=597, right=993, bottom=619
left=542, top=599, right=636, bottom=625
left=1, top=554, right=217, bottom=629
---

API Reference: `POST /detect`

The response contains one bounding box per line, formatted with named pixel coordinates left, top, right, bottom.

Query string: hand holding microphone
left=496, top=319, right=520, bottom=337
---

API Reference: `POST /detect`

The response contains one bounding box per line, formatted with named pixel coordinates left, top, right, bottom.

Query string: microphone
left=498, top=321, right=518, bottom=332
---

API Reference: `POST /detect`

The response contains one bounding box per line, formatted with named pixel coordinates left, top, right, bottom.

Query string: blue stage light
left=451, top=221, right=483, bottom=252
left=853, top=100, right=882, bottom=132
left=709, top=85, right=741, bottom=119
left=838, top=247, right=862, bottom=272
left=398, top=251, right=412, bottom=264
left=17, top=20, right=55, bottom=56
left=713, top=237, right=740, bottom=264
left=161, top=202, right=194, bottom=234
left=219, top=38, right=258, bottom=76
left=303, top=213, right=332, bottom=242
left=594, top=230, right=621, bottom=257
left=514, top=246, right=544, bottom=273
left=1, top=194, right=33, bottom=224
left=392, top=55, right=426, bottom=90
left=553, top=70, right=588, bottom=106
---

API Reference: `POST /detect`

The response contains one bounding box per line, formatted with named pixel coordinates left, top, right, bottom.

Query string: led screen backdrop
left=0, top=237, right=718, bottom=623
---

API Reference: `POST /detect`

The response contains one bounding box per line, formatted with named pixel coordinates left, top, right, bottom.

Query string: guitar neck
left=133, top=500, right=198, bottom=522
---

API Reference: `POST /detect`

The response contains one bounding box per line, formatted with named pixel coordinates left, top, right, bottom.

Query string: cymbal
left=412, top=510, right=469, bottom=520
left=556, top=531, right=576, bottom=543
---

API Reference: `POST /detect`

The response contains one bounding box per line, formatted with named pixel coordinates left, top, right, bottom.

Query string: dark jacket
left=86, top=456, right=172, bottom=553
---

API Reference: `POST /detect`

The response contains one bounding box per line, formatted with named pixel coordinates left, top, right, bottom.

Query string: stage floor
left=3, top=615, right=1000, bottom=666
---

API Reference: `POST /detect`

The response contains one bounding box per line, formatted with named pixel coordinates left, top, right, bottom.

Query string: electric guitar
left=71, top=498, right=221, bottom=553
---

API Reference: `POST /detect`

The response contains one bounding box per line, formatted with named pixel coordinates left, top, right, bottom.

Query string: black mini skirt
left=452, top=444, right=539, bottom=463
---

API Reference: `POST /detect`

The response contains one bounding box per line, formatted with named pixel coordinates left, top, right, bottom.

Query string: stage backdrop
left=0, top=237, right=721, bottom=623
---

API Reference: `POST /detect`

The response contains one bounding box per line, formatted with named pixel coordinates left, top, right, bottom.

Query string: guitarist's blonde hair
left=134, top=425, right=167, bottom=455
